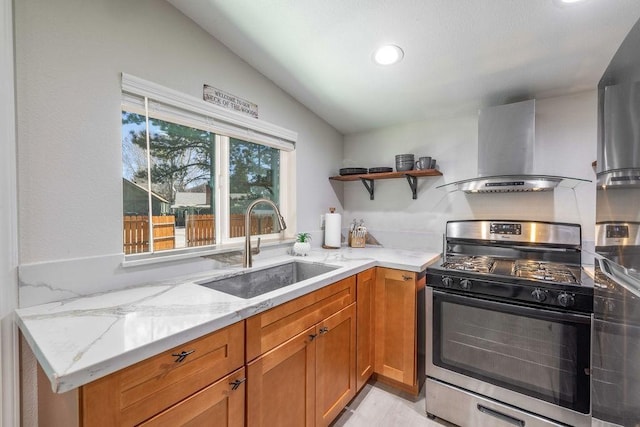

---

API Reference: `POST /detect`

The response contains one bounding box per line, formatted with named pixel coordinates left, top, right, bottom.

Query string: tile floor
left=331, top=381, right=455, bottom=427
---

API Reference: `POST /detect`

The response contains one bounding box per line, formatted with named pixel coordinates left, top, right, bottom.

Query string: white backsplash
left=17, top=244, right=292, bottom=308
left=361, top=229, right=443, bottom=252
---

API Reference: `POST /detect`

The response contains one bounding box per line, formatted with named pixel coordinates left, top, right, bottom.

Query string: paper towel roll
left=324, top=212, right=342, bottom=248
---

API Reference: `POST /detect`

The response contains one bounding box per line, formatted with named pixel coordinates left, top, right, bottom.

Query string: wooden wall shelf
left=329, top=169, right=443, bottom=200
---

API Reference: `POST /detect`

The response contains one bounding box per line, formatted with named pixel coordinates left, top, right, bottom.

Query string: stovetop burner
left=442, top=256, right=579, bottom=285
left=442, top=255, right=495, bottom=274
left=512, top=260, right=578, bottom=285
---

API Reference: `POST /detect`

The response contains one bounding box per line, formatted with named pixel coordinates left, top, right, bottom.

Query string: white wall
left=14, top=0, right=343, bottom=307
left=343, top=91, right=597, bottom=256
left=1, top=0, right=19, bottom=424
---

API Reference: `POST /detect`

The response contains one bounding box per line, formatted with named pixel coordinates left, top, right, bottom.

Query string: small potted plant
left=293, top=232, right=312, bottom=256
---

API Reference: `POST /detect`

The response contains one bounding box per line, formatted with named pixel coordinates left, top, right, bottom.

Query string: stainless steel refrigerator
left=593, top=17, right=640, bottom=427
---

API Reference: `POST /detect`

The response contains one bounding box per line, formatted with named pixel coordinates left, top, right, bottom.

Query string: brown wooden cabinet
left=374, top=267, right=426, bottom=395
left=356, top=268, right=375, bottom=391
left=81, top=321, right=245, bottom=426
left=138, top=367, right=246, bottom=427
left=247, top=304, right=356, bottom=427
left=246, top=276, right=356, bottom=362
left=246, top=276, right=357, bottom=427
left=37, top=321, right=246, bottom=427
left=315, top=304, right=357, bottom=427
left=247, top=325, right=316, bottom=427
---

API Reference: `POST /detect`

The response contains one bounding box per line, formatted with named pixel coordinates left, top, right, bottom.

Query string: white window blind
left=121, top=73, right=297, bottom=152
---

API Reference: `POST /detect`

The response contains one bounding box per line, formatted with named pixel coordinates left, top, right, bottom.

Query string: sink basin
left=197, top=261, right=339, bottom=299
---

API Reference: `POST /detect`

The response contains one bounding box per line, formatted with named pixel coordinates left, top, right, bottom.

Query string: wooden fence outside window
left=186, top=214, right=214, bottom=247
left=123, top=215, right=176, bottom=254
left=124, top=214, right=274, bottom=253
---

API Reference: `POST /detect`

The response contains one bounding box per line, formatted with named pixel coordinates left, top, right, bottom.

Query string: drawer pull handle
left=477, top=404, right=524, bottom=427
left=171, top=350, right=195, bottom=363
left=402, top=274, right=412, bottom=281
left=229, top=377, right=246, bottom=391
left=319, top=327, right=329, bottom=335
left=308, top=333, right=318, bottom=341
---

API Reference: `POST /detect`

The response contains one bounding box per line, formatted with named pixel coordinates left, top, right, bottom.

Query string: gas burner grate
left=512, top=260, right=578, bottom=284
left=443, top=255, right=496, bottom=274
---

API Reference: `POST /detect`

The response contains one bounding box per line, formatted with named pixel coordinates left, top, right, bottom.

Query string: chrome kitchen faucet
left=243, top=198, right=287, bottom=268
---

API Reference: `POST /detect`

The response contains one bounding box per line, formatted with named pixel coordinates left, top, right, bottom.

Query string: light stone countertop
left=15, top=246, right=440, bottom=394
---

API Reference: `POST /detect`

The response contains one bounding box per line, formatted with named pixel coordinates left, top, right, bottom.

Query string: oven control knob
left=557, top=292, right=575, bottom=308
left=531, top=288, right=547, bottom=302
left=460, top=279, right=472, bottom=290
left=442, top=276, right=453, bottom=288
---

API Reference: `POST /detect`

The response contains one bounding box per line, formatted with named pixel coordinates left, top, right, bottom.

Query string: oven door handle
left=432, top=289, right=590, bottom=324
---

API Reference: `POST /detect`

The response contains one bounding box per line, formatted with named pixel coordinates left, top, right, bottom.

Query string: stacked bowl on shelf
left=395, top=154, right=415, bottom=171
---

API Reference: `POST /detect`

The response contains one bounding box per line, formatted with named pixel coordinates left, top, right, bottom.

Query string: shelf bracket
left=360, top=178, right=375, bottom=200
left=405, top=175, right=418, bottom=199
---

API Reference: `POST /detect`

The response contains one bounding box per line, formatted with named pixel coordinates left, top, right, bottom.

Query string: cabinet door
left=138, top=367, right=245, bottom=427
left=316, top=303, right=357, bottom=427
left=247, top=326, right=316, bottom=427
left=356, top=268, right=376, bottom=391
left=374, top=267, right=417, bottom=393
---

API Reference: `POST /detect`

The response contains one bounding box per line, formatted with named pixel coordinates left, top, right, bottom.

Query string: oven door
left=426, top=287, right=591, bottom=425
left=593, top=318, right=640, bottom=426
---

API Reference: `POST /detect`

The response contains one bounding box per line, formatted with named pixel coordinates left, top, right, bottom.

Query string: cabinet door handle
left=308, top=333, right=318, bottom=341
left=402, top=274, right=412, bottom=281
left=171, top=350, right=195, bottom=363
left=229, top=377, right=247, bottom=391
left=319, top=326, right=329, bottom=335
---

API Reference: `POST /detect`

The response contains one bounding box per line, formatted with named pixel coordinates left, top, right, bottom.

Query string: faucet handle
left=279, top=216, right=287, bottom=231
left=252, top=237, right=261, bottom=255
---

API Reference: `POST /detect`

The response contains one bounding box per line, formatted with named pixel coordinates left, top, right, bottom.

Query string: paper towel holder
left=322, top=207, right=341, bottom=249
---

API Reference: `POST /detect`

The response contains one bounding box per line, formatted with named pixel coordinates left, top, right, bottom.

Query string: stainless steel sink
left=196, top=261, right=339, bottom=299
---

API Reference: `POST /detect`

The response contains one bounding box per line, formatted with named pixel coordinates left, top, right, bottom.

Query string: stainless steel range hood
left=438, top=99, right=590, bottom=193
left=597, top=81, right=640, bottom=188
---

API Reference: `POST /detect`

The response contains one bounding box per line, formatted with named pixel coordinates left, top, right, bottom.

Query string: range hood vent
left=438, top=99, right=591, bottom=193
left=596, top=82, right=640, bottom=188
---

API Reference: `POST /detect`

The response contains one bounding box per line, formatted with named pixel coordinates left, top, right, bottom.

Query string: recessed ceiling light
left=554, top=0, right=589, bottom=6
left=373, top=45, right=404, bottom=65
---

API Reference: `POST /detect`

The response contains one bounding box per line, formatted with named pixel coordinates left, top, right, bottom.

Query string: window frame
left=121, top=74, right=297, bottom=265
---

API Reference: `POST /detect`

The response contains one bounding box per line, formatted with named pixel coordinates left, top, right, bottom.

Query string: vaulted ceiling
left=168, top=0, right=640, bottom=135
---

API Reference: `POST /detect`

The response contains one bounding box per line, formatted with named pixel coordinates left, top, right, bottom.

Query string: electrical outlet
left=320, top=214, right=325, bottom=229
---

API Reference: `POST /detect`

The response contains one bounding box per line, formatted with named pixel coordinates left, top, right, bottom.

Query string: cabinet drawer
left=246, top=275, right=356, bottom=361
left=139, top=367, right=245, bottom=427
left=82, top=321, right=244, bottom=426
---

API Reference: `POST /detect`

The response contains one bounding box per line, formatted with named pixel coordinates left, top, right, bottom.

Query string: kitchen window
left=121, top=74, right=296, bottom=261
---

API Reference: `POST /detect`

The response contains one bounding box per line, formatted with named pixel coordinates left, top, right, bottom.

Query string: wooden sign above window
left=203, top=85, right=258, bottom=118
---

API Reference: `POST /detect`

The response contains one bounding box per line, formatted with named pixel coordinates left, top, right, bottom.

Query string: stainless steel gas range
left=426, top=220, right=593, bottom=427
